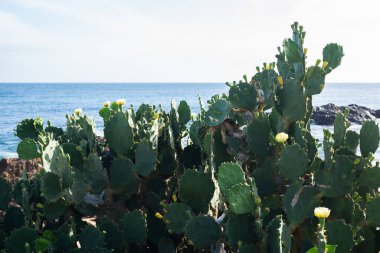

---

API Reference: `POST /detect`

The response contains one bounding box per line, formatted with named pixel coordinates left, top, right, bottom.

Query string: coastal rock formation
left=312, top=103, right=380, bottom=125
left=0, top=158, right=42, bottom=185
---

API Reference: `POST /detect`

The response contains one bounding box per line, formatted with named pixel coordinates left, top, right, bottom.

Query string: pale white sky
left=0, top=0, right=379, bottom=82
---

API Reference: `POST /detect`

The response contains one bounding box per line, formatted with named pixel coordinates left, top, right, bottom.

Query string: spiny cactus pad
left=109, top=158, right=139, bottom=196
left=135, top=142, right=157, bottom=177
left=228, top=82, right=257, bottom=110
left=163, top=203, right=193, bottom=234
left=217, top=162, right=246, bottom=196
left=205, top=99, right=231, bottom=126
left=278, top=143, right=308, bottom=181
left=227, top=183, right=257, bottom=214
left=359, top=120, right=379, bottom=157
left=326, top=220, right=354, bottom=253
left=178, top=170, right=215, bottom=213
left=185, top=215, right=222, bottom=249
left=122, top=210, right=147, bottom=244
left=104, top=112, right=134, bottom=156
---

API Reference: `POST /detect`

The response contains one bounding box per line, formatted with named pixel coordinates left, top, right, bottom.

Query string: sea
left=0, top=83, right=379, bottom=159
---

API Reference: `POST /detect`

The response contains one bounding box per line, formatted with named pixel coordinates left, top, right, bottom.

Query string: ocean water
left=0, top=83, right=379, bottom=159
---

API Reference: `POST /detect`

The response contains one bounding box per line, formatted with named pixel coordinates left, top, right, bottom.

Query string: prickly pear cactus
left=6, top=22, right=379, bottom=253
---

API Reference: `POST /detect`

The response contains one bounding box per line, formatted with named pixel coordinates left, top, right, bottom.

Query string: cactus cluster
left=1, top=22, right=379, bottom=253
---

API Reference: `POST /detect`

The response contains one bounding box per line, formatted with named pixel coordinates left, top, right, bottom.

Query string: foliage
left=2, top=22, right=379, bottom=253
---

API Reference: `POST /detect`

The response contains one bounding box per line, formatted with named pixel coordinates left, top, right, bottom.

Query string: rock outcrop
left=0, top=158, right=42, bottom=185
left=312, top=103, right=380, bottom=125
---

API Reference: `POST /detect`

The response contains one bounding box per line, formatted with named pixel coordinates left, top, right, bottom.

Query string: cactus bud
left=322, top=61, right=329, bottom=69
left=103, top=101, right=111, bottom=107
left=237, top=240, right=243, bottom=248
left=155, top=212, right=163, bottom=219
left=314, top=207, right=331, bottom=218
left=172, top=194, right=177, bottom=202
left=266, top=64, right=270, bottom=70
left=275, top=132, right=288, bottom=143
left=116, top=99, right=126, bottom=106
left=74, top=108, right=82, bottom=115
left=277, top=76, right=284, bottom=87
left=304, top=48, right=308, bottom=55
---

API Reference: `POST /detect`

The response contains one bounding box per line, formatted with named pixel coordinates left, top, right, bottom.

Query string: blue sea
left=0, top=83, right=379, bottom=159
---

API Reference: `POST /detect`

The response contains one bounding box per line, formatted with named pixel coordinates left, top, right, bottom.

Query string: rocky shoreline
left=0, top=158, right=42, bottom=185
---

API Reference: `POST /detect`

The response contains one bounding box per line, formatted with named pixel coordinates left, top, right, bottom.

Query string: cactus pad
left=205, top=99, right=231, bottom=126
left=104, top=112, right=134, bottom=156
left=178, top=170, right=215, bottom=213
left=109, top=158, right=139, bottom=196
left=217, top=162, right=246, bottom=196
left=185, top=215, right=222, bottom=249
left=359, top=120, right=379, bottom=157
left=164, top=203, right=193, bottom=234
left=228, top=183, right=257, bottom=214
left=135, top=142, right=157, bottom=177
left=278, top=144, right=308, bottom=181
left=122, top=210, right=147, bottom=244
left=228, top=82, right=257, bottom=110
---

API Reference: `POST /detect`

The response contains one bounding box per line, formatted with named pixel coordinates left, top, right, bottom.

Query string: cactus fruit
left=184, top=215, right=222, bottom=249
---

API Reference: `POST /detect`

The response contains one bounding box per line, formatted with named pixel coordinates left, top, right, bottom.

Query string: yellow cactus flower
left=266, top=64, right=271, bottom=70
left=103, top=101, right=111, bottom=108
left=322, top=61, right=329, bottom=69
left=275, top=132, right=288, bottom=143
left=74, top=108, right=82, bottom=115
left=154, top=113, right=160, bottom=120
left=277, top=76, right=284, bottom=87
left=116, top=99, right=126, bottom=106
left=155, top=212, right=163, bottom=219
left=314, top=207, right=331, bottom=219
left=303, top=48, right=308, bottom=55
left=172, top=194, right=177, bottom=202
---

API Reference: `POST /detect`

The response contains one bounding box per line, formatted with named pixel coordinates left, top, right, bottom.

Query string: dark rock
left=0, top=158, right=42, bottom=185
left=312, top=103, right=379, bottom=125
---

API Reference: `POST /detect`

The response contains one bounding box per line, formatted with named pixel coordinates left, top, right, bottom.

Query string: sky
left=0, top=0, right=379, bottom=83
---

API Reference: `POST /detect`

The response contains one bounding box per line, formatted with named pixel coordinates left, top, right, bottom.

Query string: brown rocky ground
left=0, top=158, right=42, bottom=185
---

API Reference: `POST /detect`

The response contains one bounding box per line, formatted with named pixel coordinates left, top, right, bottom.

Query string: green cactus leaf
left=278, top=78, right=306, bottom=122
left=109, top=158, right=139, bottom=196
left=189, top=121, right=203, bottom=147
left=323, top=43, right=344, bottom=71
left=17, top=138, right=40, bottom=160
left=315, top=155, right=354, bottom=198
left=135, top=142, right=157, bottom=177
left=228, top=82, right=257, bottom=110
left=304, top=66, right=325, bottom=96
left=283, top=38, right=302, bottom=63
left=326, top=220, right=354, bottom=253
left=178, top=100, right=191, bottom=125
left=182, top=144, right=202, bottom=169
left=247, top=119, right=270, bottom=156
left=42, top=140, right=73, bottom=188
left=205, top=99, right=231, bottom=126
left=122, top=210, right=147, bottom=244
left=164, top=203, right=193, bottom=234
left=306, top=245, right=337, bottom=253
left=97, top=218, right=125, bottom=253
left=4, top=206, right=25, bottom=232
left=333, top=112, right=349, bottom=148
left=79, top=226, right=104, bottom=249
left=158, top=237, right=176, bottom=253
left=217, top=162, right=246, bottom=196
left=367, top=197, right=380, bottom=226
left=83, top=153, right=107, bottom=193
left=0, top=177, right=11, bottom=210
left=283, top=182, right=322, bottom=228
left=185, top=215, right=222, bottom=249
left=278, top=144, right=308, bottom=181
left=358, top=166, right=380, bottom=190
left=16, top=118, right=39, bottom=140
left=225, top=214, right=261, bottom=249
left=360, top=120, right=379, bottom=157
left=43, top=199, right=68, bottom=220
left=228, top=183, right=257, bottom=214
left=104, top=112, right=134, bottom=156
left=5, top=227, right=38, bottom=253
left=178, top=170, right=215, bottom=213
left=62, top=143, right=84, bottom=169
left=253, top=158, right=277, bottom=197
left=252, top=69, right=279, bottom=109
left=266, top=215, right=291, bottom=253
left=99, top=107, right=111, bottom=122
left=41, top=172, right=63, bottom=202
left=345, top=130, right=359, bottom=152
left=146, top=212, right=168, bottom=246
